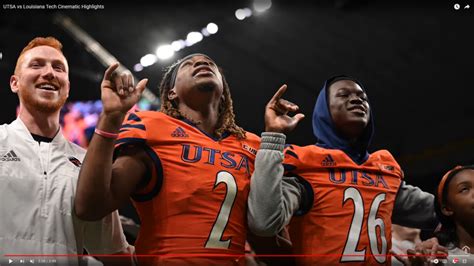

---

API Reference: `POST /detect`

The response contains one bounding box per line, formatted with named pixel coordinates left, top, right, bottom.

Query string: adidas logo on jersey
left=321, top=154, right=336, bottom=166
left=0, top=150, right=21, bottom=162
left=171, top=127, right=189, bottom=138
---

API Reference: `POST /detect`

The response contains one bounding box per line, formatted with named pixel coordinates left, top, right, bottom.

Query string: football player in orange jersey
left=248, top=75, right=439, bottom=265
left=74, top=54, right=261, bottom=265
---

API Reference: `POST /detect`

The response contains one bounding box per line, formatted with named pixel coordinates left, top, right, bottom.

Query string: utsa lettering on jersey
left=248, top=76, right=437, bottom=266
left=75, top=54, right=261, bottom=265
left=284, top=144, right=402, bottom=265
left=116, top=111, right=259, bottom=260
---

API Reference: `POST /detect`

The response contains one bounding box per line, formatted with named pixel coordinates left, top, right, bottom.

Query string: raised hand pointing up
left=264, top=84, right=305, bottom=134
left=101, top=62, right=148, bottom=116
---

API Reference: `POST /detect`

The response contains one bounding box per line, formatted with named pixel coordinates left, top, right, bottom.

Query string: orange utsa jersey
left=283, top=144, right=403, bottom=265
left=115, top=111, right=260, bottom=265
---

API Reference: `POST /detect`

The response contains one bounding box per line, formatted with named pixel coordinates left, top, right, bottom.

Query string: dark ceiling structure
left=1, top=0, right=473, bottom=193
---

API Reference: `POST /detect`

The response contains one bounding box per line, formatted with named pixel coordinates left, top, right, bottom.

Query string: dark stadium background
left=1, top=0, right=473, bottom=241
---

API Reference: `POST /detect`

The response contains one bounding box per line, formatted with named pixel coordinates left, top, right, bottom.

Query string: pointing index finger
left=103, top=62, right=120, bottom=81
left=135, top=78, right=148, bottom=95
left=269, top=84, right=288, bottom=104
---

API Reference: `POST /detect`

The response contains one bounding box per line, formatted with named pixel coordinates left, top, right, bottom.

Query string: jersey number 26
left=341, top=187, right=387, bottom=263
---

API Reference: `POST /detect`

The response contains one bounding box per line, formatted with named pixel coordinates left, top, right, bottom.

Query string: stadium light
left=235, top=9, right=246, bottom=20
left=201, top=28, right=210, bottom=37
left=186, top=32, right=203, bottom=46
left=155, top=44, right=175, bottom=60
left=171, top=40, right=186, bottom=51
left=134, top=63, right=144, bottom=72
left=207, top=23, right=218, bottom=34
left=253, top=0, right=272, bottom=13
left=140, top=54, right=157, bottom=67
left=242, top=8, right=253, bottom=17
left=136, top=5, right=264, bottom=69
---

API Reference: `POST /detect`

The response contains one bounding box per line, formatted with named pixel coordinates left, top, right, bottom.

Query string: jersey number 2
left=341, top=187, right=387, bottom=263
left=205, top=171, right=237, bottom=249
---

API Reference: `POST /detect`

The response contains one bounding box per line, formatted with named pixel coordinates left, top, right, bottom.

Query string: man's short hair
left=15, top=36, right=64, bottom=74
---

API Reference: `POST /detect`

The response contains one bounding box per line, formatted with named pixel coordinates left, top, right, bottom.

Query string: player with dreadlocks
left=158, top=54, right=246, bottom=139
left=75, top=54, right=261, bottom=265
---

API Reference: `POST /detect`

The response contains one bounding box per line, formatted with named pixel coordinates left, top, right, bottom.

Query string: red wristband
left=94, top=128, right=119, bottom=139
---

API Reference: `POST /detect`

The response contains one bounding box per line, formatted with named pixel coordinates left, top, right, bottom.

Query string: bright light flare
left=207, top=23, right=218, bottom=34
left=254, top=0, right=272, bottom=12
left=155, top=44, right=175, bottom=60
left=134, top=63, right=144, bottom=72
left=186, top=32, right=203, bottom=46
left=140, top=54, right=157, bottom=67
left=171, top=40, right=186, bottom=51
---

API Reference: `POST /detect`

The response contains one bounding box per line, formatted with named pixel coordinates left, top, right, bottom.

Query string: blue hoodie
left=312, top=75, right=375, bottom=165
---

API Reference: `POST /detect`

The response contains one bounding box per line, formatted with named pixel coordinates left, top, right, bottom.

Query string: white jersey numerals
left=205, top=171, right=238, bottom=249
left=341, top=187, right=387, bottom=263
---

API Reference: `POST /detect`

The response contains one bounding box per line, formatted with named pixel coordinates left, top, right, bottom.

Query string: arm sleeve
left=83, top=210, right=129, bottom=254
left=392, top=181, right=439, bottom=230
left=247, top=132, right=304, bottom=237
left=114, top=112, right=147, bottom=152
